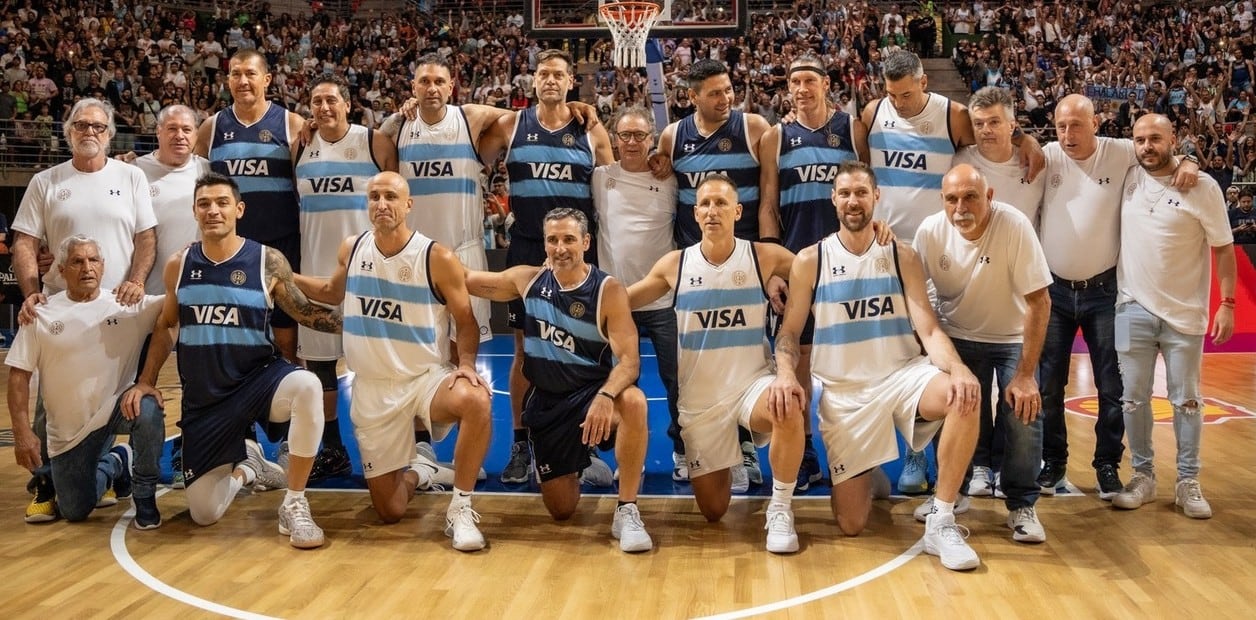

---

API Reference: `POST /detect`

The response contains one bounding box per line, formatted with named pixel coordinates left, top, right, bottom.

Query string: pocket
left=1113, top=305, right=1131, bottom=353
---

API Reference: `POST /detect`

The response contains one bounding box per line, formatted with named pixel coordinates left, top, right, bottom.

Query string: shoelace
left=452, top=505, right=482, bottom=527
left=1014, top=506, right=1037, bottom=525
left=415, top=463, right=446, bottom=492
left=1181, top=480, right=1204, bottom=501
left=619, top=507, right=646, bottom=530
left=765, top=510, right=793, bottom=534
left=936, top=521, right=971, bottom=545
left=286, top=500, right=317, bottom=529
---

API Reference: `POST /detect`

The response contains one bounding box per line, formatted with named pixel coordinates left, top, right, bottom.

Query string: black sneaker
left=796, top=449, right=822, bottom=493
left=1037, top=461, right=1066, bottom=495
left=133, top=495, right=162, bottom=530
left=110, top=444, right=134, bottom=499
left=309, top=445, right=353, bottom=481
left=1096, top=464, right=1123, bottom=501
left=500, top=440, right=532, bottom=484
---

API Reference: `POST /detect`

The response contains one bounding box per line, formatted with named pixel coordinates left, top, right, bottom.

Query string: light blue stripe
left=779, top=146, right=856, bottom=168
left=524, top=298, right=601, bottom=343
left=672, top=152, right=758, bottom=172
left=812, top=317, right=915, bottom=346
left=295, top=161, right=380, bottom=178
left=179, top=284, right=266, bottom=308
left=212, top=142, right=289, bottom=160
left=815, top=277, right=902, bottom=304
left=674, top=287, right=764, bottom=312
left=512, top=179, right=592, bottom=200
left=678, top=327, right=765, bottom=351
left=781, top=183, right=833, bottom=206
left=873, top=167, right=945, bottom=190
left=347, top=274, right=438, bottom=307
left=398, top=143, right=478, bottom=160
left=301, top=193, right=367, bottom=214
left=181, top=324, right=271, bottom=347
left=234, top=176, right=298, bottom=194
left=867, top=132, right=953, bottom=153
left=523, top=337, right=598, bottom=366
left=509, top=144, right=591, bottom=166
left=405, top=177, right=479, bottom=196
left=678, top=186, right=761, bottom=205
left=343, top=314, right=436, bottom=345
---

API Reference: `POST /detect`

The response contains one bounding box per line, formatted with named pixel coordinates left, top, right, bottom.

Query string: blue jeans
left=1115, top=301, right=1204, bottom=480
left=953, top=339, right=1042, bottom=509
left=1039, top=274, right=1125, bottom=469
left=49, top=396, right=164, bottom=521
left=633, top=308, right=683, bottom=454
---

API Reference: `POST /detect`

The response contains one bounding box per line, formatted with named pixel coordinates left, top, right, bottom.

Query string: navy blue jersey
left=505, top=108, right=597, bottom=244
left=209, top=103, right=300, bottom=243
left=777, top=112, right=859, bottom=252
left=521, top=266, right=612, bottom=394
left=672, top=110, right=760, bottom=246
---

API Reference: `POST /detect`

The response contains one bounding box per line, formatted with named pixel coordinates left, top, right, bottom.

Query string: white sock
left=770, top=479, right=796, bottom=510
left=932, top=498, right=955, bottom=516
left=448, top=488, right=473, bottom=512
left=237, top=464, right=256, bottom=486
left=284, top=489, right=306, bottom=505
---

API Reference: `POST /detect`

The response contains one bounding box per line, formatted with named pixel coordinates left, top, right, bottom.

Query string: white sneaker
left=764, top=507, right=800, bottom=554
left=278, top=496, right=325, bottom=549
left=410, top=453, right=445, bottom=492
left=741, top=441, right=763, bottom=486
left=730, top=464, right=750, bottom=493
left=611, top=503, right=653, bottom=553
left=579, top=454, right=614, bottom=488
left=923, top=512, right=980, bottom=571
left=1006, top=506, right=1046, bottom=543
left=416, top=441, right=437, bottom=463
left=243, top=439, right=287, bottom=491
left=993, top=471, right=1006, bottom=499
left=1175, top=478, right=1212, bottom=519
left=672, top=452, right=689, bottom=482
left=445, top=504, right=486, bottom=551
left=869, top=467, right=892, bottom=500
left=1113, top=472, right=1156, bottom=510
left=968, top=466, right=994, bottom=496
left=913, top=494, right=972, bottom=523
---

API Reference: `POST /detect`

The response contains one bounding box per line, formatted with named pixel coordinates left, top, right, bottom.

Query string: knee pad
left=307, top=360, right=339, bottom=392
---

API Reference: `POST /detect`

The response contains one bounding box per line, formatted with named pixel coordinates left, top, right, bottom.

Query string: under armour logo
left=105, top=318, right=118, bottom=325
left=688, top=277, right=703, bottom=286
left=1096, top=177, right=1111, bottom=185
left=688, top=459, right=701, bottom=470
left=831, top=265, right=847, bottom=276
left=978, top=256, right=991, bottom=264
left=222, top=131, right=235, bottom=140
left=790, top=136, right=803, bottom=146
left=109, top=190, right=120, bottom=196
left=683, top=143, right=696, bottom=153
left=360, top=260, right=373, bottom=270
left=1019, top=177, right=1029, bottom=184
left=538, top=463, right=552, bottom=474
left=883, top=120, right=896, bottom=128
left=526, top=133, right=539, bottom=141
left=1166, top=199, right=1181, bottom=207
left=540, top=286, right=553, bottom=298
left=309, top=150, right=319, bottom=158
left=649, top=185, right=660, bottom=192
left=190, top=270, right=203, bottom=279
left=831, top=463, right=846, bottom=475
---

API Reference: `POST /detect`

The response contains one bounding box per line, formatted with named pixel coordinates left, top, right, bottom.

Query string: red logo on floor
left=1065, top=396, right=1256, bottom=425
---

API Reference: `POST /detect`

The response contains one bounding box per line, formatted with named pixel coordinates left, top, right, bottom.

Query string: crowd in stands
left=1, top=0, right=1255, bottom=193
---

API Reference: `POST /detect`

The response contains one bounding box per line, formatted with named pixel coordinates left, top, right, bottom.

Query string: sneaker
left=993, top=471, right=1006, bottom=499
left=730, top=464, right=750, bottom=493
left=500, top=440, right=532, bottom=484
left=278, top=496, right=325, bottom=549
left=580, top=452, right=614, bottom=488
left=764, top=507, right=800, bottom=554
left=445, top=504, right=487, bottom=551
left=1113, top=472, right=1156, bottom=510
left=796, top=449, right=822, bottom=493
left=913, top=494, right=972, bottom=523
left=276, top=441, right=290, bottom=472
left=416, top=441, right=438, bottom=463
left=741, top=441, right=763, bottom=486
left=171, top=448, right=185, bottom=489
left=1096, top=464, right=1123, bottom=501
left=968, top=465, right=994, bottom=497
left=671, top=452, right=689, bottom=482
left=869, top=467, right=892, bottom=500
left=242, top=438, right=288, bottom=491
left=25, top=476, right=57, bottom=524
left=923, top=512, right=980, bottom=571
left=898, top=449, right=929, bottom=494
left=309, top=444, right=353, bottom=481
left=1006, top=506, right=1046, bottom=543
left=611, top=503, right=653, bottom=553
left=171, top=470, right=185, bottom=489
left=96, top=488, right=119, bottom=509
left=1175, top=478, right=1212, bottom=519
left=1037, top=461, right=1066, bottom=495
left=110, top=444, right=134, bottom=499
left=410, top=452, right=444, bottom=492
left=133, top=495, right=162, bottom=530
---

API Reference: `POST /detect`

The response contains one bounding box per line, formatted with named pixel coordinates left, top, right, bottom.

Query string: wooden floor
left=3, top=353, right=1256, bottom=619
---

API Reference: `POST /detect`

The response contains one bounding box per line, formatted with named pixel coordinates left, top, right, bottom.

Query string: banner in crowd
left=1083, top=84, right=1148, bottom=102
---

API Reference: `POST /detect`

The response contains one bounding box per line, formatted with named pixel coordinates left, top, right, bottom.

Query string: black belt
left=1051, top=267, right=1116, bottom=290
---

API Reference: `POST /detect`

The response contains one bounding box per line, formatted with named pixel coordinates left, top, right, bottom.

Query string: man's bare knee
left=835, top=512, right=868, bottom=536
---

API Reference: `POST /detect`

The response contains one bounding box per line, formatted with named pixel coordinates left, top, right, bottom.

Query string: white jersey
left=868, top=93, right=956, bottom=238
left=1040, top=138, right=1137, bottom=279
left=12, top=158, right=158, bottom=294
left=396, top=105, right=484, bottom=251
left=295, top=124, right=378, bottom=277
left=811, top=237, right=923, bottom=389
left=3, top=291, right=164, bottom=456
left=133, top=153, right=210, bottom=294
left=674, top=239, right=771, bottom=412
left=914, top=202, right=1052, bottom=343
left=593, top=162, right=678, bottom=312
left=342, top=231, right=449, bottom=379
left=953, top=145, right=1044, bottom=227
left=1118, top=169, right=1234, bottom=335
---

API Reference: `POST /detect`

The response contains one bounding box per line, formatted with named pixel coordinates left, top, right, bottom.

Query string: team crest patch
left=1126, top=183, right=1136, bottom=197
left=258, top=129, right=273, bottom=143
left=344, top=148, right=357, bottom=160
left=230, top=270, right=247, bottom=285
left=569, top=302, right=586, bottom=318
left=606, top=178, right=616, bottom=189
left=562, top=133, right=575, bottom=147
left=1049, top=173, right=1062, bottom=188
left=1066, top=395, right=1256, bottom=425
left=733, top=270, right=747, bottom=286
left=827, top=133, right=841, bottom=147
left=150, top=185, right=160, bottom=198
left=717, top=138, right=732, bottom=152
left=875, top=257, right=890, bottom=273
left=939, top=254, right=951, bottom=271
left=918, top=120, right=934, bottom=134
left=398, top=266, right=412, bottom=282
left=50, top=321, right=64, bottom=335
left=57, top=188, right=71, bottom=201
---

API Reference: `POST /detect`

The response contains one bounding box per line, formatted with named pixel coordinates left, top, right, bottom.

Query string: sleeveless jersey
left=342, top=231, right=449, bottom=379
left=867, top=93, right=955, bottom=238
left=673, top=239, right=771, bottom=412
left=672, top=110, right=760, bottom=246
left=522, top=266, right=612, bottom=394
left=505, top=107, right=596, bottom=243
left=176, top=239, right=280, bottom=411
left=810, top=237, right=923, bottom=388
left=396, top=105, right=485, bottom=250
left=778, top=111, right=859, bottom=251
left=208, top=103, right=300, bottom=242
left=295, top=124, right=379, bottom=277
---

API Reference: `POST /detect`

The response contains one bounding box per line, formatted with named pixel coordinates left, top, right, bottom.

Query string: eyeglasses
left=616, top=131, right=651, bottom=143
left=70, top=121, right=110, bottom=135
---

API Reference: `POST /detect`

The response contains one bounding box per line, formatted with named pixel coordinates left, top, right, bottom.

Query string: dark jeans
left=1039, top=274, right=1125, bottom=469
left=50, top=396, right=164, bottom=521
left=633, top=308, right=683, bottom=454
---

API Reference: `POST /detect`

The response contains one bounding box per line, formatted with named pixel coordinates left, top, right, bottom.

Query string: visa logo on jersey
left=528, top=163, right=574, bottom=180
left=309, top=177, right=355, bottom=193
left=682, top=170, right=730, bottom=188
left=840, top=296, right=896, bottom=320
left=536, top=319, right=576, bottom=352
left=408, top=160, right=454, bottom=177
left=796, top=164, right=841, bottom=183
left=694, top=308, right=747, bottom=329
left=357, top=297, right=404, bottom=321
left=880, top=151, right=928, bottom=170
left=190, top=305, right=241, bottom=325
left=225, top=159, right=270, bottom=175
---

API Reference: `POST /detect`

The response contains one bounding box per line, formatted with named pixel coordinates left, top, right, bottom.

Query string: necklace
left=1140, top=171, right=1171, bottom=213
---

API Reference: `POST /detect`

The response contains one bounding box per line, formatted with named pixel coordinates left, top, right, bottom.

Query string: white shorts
left=818, top=356, right=944, bottom=485
left=680, top=371, right=774, bottom=479
left=350, top=366, right=454, bottom=479
left=297, top=300, right=343, bottom=361
left=453, top=242, right=492, bottom=343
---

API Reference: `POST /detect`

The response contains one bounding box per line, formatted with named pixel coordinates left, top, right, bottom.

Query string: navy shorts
left=522, top=382, right=615, bottom=482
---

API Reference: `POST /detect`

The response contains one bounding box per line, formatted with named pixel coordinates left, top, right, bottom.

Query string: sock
left=237, top=463, right=257, bottom=486
left=616, top=500, right=636, bottom=508
left=932, top=498, right=955, bottom=517
left=449, top=488, right=473, bottom=512
left=284, top=489, right=306, bottom=505
left=770, top=479, right=796, bottom=509
left=415, top=429, right=432, bottom=444
left=322, top=418, right=343, bottom=449
left=513, top=428, right=528, bottom=444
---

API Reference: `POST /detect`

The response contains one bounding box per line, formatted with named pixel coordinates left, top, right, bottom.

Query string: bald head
left=1132, top=113, right=1178, bottom=175
left=1054, top=94, right=1100, bottom=161
left=941, top=164, right=993, bottom=240
left=366, top=171, right=413, bottom=234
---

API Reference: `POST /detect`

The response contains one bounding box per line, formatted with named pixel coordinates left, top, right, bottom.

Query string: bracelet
left=1183, top=153, right=1200, bottom=165
left=597, top=390, right=617, bottom=401
left=760, top=236, right=783, bottom=246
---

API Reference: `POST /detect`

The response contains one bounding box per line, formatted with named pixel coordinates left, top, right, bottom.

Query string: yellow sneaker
left=96, top=487, right=118, bottom=508
left=25, top=478, right=57, bottom=523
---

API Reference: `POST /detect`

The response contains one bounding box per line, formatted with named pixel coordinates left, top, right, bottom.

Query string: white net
left=599, top=2, right=662, bottom=68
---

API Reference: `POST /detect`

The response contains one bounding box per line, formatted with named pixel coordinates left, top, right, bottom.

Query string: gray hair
left=57, top=234, right=101, bottom=267
left=156, top=104, right=197, bottom=127
left=881, top=50, right=924, bottom=81
left=63, top=97, right=117, bottom=144
left=968, top=86, right=1016, bottom=122
left=544, top=207, right=589, bottom=237
left=612, top=106, right=655, bottom=133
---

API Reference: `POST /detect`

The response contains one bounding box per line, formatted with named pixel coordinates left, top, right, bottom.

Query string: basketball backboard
left=525, top=0, right=747, bottom=39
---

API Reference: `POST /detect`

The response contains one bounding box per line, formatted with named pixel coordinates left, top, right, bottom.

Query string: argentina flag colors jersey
left=777, top=111, right=859, bottom=251
left=867, top=93, right=955, bottom=239
left=505, top=108, right=596, bottom=244
left=671, top=110, right=761, bottom=246
left=522, top=266, right=613, bottom=394
left=208, top=103, right=300, bottom=243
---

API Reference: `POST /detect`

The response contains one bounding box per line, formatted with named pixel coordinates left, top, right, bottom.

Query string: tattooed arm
left=266, top=246, right=343, bottom=333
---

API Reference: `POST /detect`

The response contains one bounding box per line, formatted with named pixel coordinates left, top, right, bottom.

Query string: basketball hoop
left=600, top=1, right=662, bottom=68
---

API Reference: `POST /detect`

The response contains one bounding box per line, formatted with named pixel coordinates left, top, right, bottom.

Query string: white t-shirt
left=593, top=163, right=678, bottom=312
left=1118, top=169, right=1234, bottom=335
left=954, top=145, right=1045, bottom=228
left=914, top=202, right=1052, bottom=344
left=4, top=292, right=164, bottom=456
left=12, top=158, right=158, bottom=294
left=133, top=153, right=209, bottom=294
left=1039, top=138, right=1137, bottom=279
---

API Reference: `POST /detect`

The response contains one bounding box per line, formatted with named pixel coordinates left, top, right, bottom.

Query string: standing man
left=294, top=172, right=493, bottom=550
left=197, top=50, right=307, bottom=363
left=913, top=164, right=1053, bottom=543
left=134, top=104, right=210, bottom=295
left=123, top=173, right=342, bottom=549
left=465, top=208, right=653, bottom=553
left=1111, top=114, right=1236, bottom=519
left=294, top=77, right=397, bottom=481
left=628, top=175, right=805, bottom=553
left=592, top=106, right=683, bottom=480
left=1230, top=190, right=1256, bottom=245
left=769, top=161, right=983, bottom=571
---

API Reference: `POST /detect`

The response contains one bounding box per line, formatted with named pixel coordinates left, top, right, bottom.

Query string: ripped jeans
left=1115, top=301, right=1204, bottom=480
